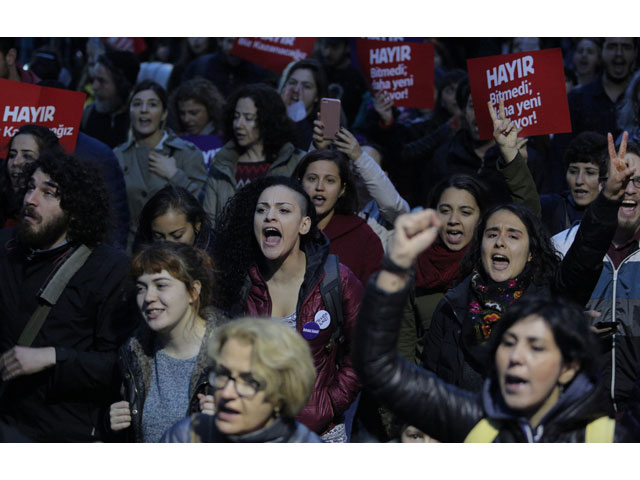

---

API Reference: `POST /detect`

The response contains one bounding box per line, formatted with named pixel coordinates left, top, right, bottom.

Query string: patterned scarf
left=467, top=265, right=532, bottom=343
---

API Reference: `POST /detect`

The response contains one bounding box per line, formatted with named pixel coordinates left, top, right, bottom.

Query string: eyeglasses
left=208, top=364, right=262, bottom=398
left=599, top=177, right=640, bottom=188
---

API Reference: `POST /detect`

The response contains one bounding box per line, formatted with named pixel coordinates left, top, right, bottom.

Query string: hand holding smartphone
left=320, top=98, right=341, bottom=141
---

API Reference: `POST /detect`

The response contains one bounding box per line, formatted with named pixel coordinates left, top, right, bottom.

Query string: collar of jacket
left=225, top=417, right=302, bottom=443
left=247, top=230, right=330, bottom=315
left=481, top=371, right=601, bottom=435
left=213, top=140, right=297, bottom=180
left=118, top=131, right=185, bottom=153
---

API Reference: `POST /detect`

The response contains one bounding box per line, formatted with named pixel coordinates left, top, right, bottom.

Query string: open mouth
left=504, top=374, right=528, bottom=393
left=620, top=199, right=638, bottom=216
left=312, top=195, right=326, bottom=207
left=491, top=254, right=510, bottom=271
left=445, top=229, right=463, bottom=244
left=217, top=403, right=241, bottom=420
left=145, top=308, right=165, bottom=320
left=263, top=227, right=282, bottom=247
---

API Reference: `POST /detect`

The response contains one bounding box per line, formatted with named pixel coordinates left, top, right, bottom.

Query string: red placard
left=355, top=39, right=434, bottom=109
left=467, top=48, right=571, bottom=140
left=0, top=79, right=86, bottom=155
left=230, top=38, right=317, bottom=73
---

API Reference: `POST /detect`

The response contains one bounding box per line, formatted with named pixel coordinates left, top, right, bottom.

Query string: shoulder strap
left=464, top=418, right=500, bottom=443
left=17, top=244, right=93, bottom=347
left=320, top=254, right=344, bottom=364
left=585, top=416, right=615, bottom=443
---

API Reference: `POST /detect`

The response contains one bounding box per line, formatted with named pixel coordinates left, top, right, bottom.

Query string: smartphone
left=594, top=321, right=619, bottom=330
left=320, top=98, right=341, bottom=140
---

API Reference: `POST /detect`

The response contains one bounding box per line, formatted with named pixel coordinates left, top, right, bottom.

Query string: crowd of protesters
left=2, top=36, right=640, bottom=443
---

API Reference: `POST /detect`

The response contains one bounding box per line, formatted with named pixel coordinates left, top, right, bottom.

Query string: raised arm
left=353, top=210, right=484, bottom=442
left=488, top=98, right=541, bottom=216
left=554, top=132, right=635, bottom=304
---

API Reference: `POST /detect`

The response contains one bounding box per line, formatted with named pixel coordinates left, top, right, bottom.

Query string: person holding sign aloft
left=211, top=175, right=362, bottom=442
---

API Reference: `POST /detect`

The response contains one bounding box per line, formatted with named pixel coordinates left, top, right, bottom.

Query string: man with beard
left=81, top=49, right=140, bottom=148
left=0, top=152, right=137, bottom=442
left=549, top=38, right=638, bottom=193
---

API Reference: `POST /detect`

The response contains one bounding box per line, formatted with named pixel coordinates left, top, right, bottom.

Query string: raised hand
left=603, top=131, right=635, bottom=201
left=487, top=98, right=522, bottom=163
left=312, top=114, right=332, bottom=150
left=374, top=90, right=394, bottom=126
left=334, top=127, right=363, bottom=161
left=389, top=209, right=441, bottom=269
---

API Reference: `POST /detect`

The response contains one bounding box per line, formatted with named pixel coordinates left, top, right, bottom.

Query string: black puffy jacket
left=353, top=278, right=637, bottom=442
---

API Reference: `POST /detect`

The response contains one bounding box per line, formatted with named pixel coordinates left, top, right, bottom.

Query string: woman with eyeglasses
left=108, top=242, right=225, bottom=442
left=161, top=317, right=321, bottom=442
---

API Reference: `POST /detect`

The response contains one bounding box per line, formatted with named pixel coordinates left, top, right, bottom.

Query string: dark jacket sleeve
left=48, top=252, right=139, bottom=398
left=498, top=151, right=541, bottom=217
left=353, top=276, right=485, bottom=442
left=553, top=191, right=619, bottom=305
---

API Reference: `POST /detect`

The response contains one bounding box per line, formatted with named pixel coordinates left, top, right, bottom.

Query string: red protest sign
left=355, top=39, right=434, bottom=109
left=467, top=48, right=571, bottom=140
left=0, top=79, right=86, bottom=155
left=230, top=38, right=316, bottom=73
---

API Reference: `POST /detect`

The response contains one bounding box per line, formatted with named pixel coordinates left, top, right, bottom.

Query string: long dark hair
left=292, top=149, right=358, bottom=216
left=223, top=83, right=295, bottom=162
left=460, top=203, right=561, bottom=285
left=133, top=185, right=213, bottom=253
left=212, top=176, right=319, bottom=314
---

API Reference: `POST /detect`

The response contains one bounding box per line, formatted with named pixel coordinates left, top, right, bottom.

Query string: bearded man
left=0, top=152, right=137, bottom=442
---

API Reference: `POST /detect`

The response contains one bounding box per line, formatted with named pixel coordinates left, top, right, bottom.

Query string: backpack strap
left=320, top=254, right=344, bottom=366
left=464, top=418, right=501, bottom=443
left=585, top=416, right=615, bottom=443
left=17, top=244, right=93, bottom=347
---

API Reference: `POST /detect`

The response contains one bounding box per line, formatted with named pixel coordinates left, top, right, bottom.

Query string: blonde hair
left=208, top=317, right=316, bottom=418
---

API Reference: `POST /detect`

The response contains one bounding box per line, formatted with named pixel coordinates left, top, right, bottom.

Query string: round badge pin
left=302, top=321, right=321, bottom=340
left=315, top=310, right=331, bottom=330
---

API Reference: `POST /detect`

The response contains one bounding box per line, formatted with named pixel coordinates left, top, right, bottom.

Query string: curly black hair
left=460, top=203, right=561, bottom=286
left=212, top=176, right=319, bottom=314
left=292, top=149, right=359, bottom=216
left=19, top=151, right=112, bottom=247
left=222, top=83, right=295, bottom=162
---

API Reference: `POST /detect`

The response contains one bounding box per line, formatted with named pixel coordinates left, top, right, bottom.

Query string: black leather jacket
left=353, top=278, right=637, bottom=442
